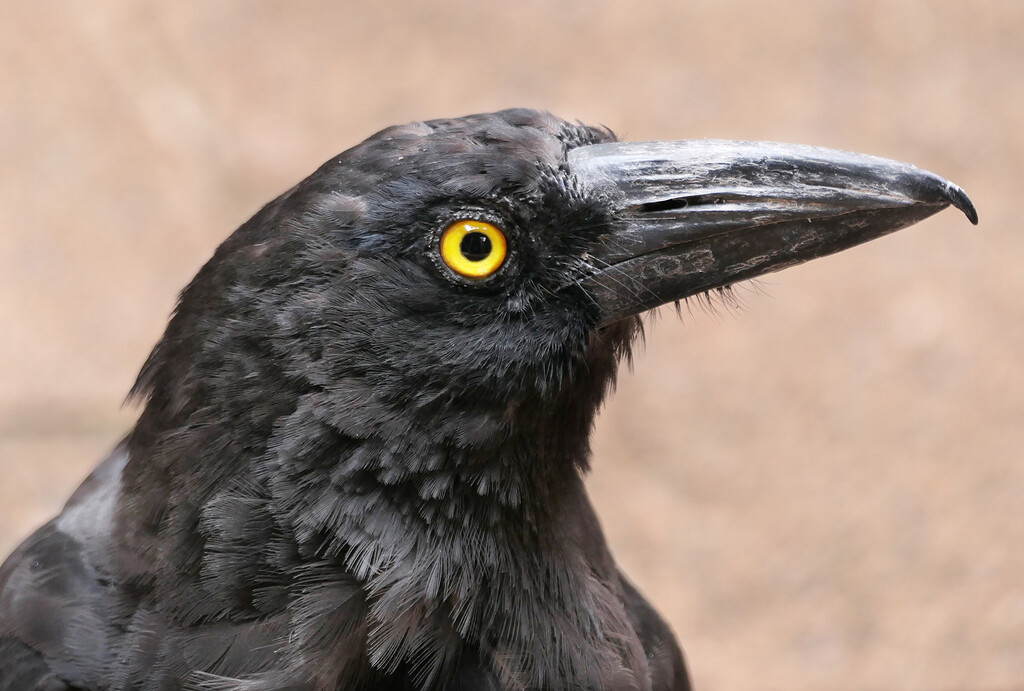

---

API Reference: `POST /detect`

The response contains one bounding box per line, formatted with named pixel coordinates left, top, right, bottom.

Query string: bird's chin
left=590, top=313, right=642, bottom=342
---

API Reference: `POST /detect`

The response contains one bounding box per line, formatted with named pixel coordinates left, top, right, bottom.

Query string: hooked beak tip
left=944, top=182, right=979, bottom=225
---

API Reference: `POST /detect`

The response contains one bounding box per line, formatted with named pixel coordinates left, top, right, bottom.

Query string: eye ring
left=439, top=220, right=508, bottom=279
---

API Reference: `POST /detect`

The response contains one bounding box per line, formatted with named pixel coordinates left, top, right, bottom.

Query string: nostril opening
left=637, top=198, right=691, bottom=213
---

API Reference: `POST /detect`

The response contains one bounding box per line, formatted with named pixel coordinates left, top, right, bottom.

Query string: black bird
left=0, top=109, right=976, bottom=691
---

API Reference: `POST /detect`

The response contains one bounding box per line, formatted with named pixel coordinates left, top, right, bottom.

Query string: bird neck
left=116, top=328, right=616, bottom=575
left=115, top=322, right=645, bottom=687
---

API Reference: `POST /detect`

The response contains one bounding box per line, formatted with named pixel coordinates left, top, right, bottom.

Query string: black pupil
left=460, top=232, right=492, bottom=262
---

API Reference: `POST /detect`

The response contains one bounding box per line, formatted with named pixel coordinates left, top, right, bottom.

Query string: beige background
left=1, top=2, right=1021, bottom=689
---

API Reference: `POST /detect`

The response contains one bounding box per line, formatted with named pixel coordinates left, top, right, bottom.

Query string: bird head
left=126, top=108, right=975, bottom=511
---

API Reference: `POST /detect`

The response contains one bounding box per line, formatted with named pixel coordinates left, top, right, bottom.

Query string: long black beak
left=568, top=140, right=978, bottom=326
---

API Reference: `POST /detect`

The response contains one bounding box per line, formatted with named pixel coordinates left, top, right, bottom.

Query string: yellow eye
left=439, top=220, right=507, bottom=279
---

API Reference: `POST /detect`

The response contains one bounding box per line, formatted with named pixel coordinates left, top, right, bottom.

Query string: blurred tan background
left=1, top=2, right=1021, bottom=689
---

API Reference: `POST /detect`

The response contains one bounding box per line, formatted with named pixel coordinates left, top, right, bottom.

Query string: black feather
left=1, top=109, right=688, bottom=690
